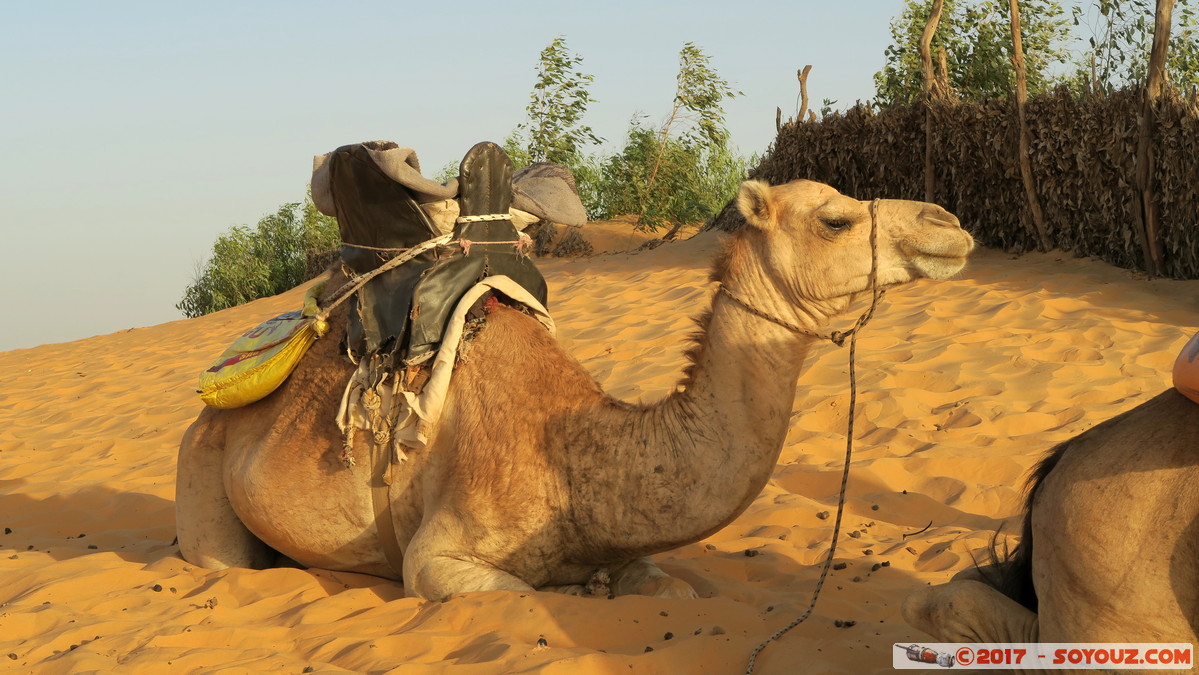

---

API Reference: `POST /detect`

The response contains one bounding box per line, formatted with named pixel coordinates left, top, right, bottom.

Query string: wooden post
left=919, top=0, right=947, bottom=202
left=1134, top=0, right=1174, bottom=276
left=919, top=0, right=946, bottom=96
left=797, top=65, right=813, bottom=122
left=1009, top=0, right=1052, bottom=251
left=937, top=48, right=951, bottom=94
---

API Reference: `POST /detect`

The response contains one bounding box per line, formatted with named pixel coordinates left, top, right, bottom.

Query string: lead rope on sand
left=745, top=199, right=884, bottom=675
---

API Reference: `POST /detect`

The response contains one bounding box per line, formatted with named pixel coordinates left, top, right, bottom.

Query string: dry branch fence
left=712, top=88, right=1199, bottom=278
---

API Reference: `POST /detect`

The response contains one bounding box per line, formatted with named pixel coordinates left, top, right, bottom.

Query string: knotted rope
left=318, top=233, right=454, bottom=325
left=455, top=213, right=513, bottom=223
left=457, top=231, right=532, bottom=256
left=744, top=199, right=884, bottom=675
left=317, top=215, right=531, bottom=326
left=452, top=213, right=532, bottom=255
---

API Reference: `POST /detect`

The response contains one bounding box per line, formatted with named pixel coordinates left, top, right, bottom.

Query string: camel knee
left=902, top=584, right=945, bottom=638
left=903, top=580, right=1037, bottom=644
left=901, top=581, right=988, bottom=641
left=176, top=501, right=274, bottom=570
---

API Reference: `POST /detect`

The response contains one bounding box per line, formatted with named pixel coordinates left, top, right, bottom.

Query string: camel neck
left=574, top=292, right=824, bottom=558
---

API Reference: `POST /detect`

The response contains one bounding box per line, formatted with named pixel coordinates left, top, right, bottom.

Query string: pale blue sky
left=2, top=0, right=904, bottom=352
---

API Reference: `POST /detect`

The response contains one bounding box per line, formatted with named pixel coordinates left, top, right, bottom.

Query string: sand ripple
left=1, top=237, right=1196, bottom=673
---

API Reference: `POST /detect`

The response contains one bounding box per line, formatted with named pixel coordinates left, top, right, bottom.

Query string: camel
left=176, top=178, right=974, bottom=601
left=903, top=389, right=1199, bottom=673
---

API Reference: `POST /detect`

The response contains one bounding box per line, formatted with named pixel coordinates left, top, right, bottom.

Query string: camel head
left=730, top=179, right=974, bottom=325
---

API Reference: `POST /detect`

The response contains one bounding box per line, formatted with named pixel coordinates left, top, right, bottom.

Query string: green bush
left=177, top=196, right=339, bottom=318
left=874, top=0, right=1071, bottom=107
left=592, top=117, right=750, bottom=230
left=180, top=38, right=754, bottom=317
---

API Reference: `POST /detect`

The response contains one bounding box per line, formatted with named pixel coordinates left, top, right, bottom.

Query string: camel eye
left=821, top=217, right=852, bottom=232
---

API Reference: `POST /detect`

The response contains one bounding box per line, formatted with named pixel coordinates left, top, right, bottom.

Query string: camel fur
left=903, top=388, right=1199, bottom=674
left=176, top=179, right=974, bottom=601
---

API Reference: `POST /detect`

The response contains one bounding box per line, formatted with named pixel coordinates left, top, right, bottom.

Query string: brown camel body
left=903, top=388, right=1199, bottom=673
left=176, top=179, right=974, bottom=600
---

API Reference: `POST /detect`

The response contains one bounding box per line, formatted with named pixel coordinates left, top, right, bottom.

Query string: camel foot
left=608, top=558, right=698, bottom=599
left=403, top=547, right=535, bottom=601
left=903, top=579, right=1038, bottom=644
left=542, top=584, right=587, bottom=596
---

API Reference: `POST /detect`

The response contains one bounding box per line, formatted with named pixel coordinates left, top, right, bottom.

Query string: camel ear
left=736, top=180, right=775, bottom=230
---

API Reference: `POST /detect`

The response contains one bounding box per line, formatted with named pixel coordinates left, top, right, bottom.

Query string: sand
left=1, top=228, right=1197, bottom=674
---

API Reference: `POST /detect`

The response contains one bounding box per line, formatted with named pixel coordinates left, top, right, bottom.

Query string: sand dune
left=1, top=229, right=1196, bottom=674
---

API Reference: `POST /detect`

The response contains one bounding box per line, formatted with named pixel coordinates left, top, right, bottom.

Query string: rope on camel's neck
left=744, top=198, right=883, bottom=675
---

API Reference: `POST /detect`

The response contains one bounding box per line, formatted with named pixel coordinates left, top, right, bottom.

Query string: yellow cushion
left=198, top=283, right=329, bottom=409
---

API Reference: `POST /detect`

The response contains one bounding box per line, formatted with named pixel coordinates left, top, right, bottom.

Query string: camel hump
left=1172, top=331, right=1199, bottom=405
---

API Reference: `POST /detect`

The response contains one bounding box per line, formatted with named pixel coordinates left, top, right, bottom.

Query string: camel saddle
left=311, top=140, right=584, bottom=370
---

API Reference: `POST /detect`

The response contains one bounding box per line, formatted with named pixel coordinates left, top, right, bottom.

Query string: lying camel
left=176, top=179, right=974, bottom=600
left=903, top=388, right=1198, bottom=673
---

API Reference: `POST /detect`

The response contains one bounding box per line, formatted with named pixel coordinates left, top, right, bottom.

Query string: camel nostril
left=921, top=205, right=960, bottom=229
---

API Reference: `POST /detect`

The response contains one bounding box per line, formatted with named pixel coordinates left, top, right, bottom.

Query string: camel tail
left=977, top=439, right=1071, bottom=612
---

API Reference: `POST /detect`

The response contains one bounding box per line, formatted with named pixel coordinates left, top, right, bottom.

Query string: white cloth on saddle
left=336, top=275, right=555, bottom=460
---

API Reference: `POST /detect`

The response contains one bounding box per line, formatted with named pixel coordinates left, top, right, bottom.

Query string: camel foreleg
left=176, top=413, right=274, bottom=570
left=903, top=579, right=1038, bottom=644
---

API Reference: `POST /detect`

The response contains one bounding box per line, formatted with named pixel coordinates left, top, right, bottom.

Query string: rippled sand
left=1, top=227, right=1196, bottom=673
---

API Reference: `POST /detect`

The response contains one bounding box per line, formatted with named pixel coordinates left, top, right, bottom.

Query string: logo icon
left=901, top=644, right=957, bottom=668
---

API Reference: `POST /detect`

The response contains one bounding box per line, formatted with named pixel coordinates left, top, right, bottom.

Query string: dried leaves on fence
left=715, top=89, right=1199, bottom=278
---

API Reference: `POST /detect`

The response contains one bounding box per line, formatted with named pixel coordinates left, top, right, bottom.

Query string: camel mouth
left=917, top=251, right=971, bottom=263
left=902, top=232, right=974, bottom=280
left=903, top=246, right=971, bottom=280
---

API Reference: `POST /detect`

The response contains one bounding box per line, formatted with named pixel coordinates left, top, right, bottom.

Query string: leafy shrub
left=181, top=38, right=755, bottom=316
left=593, top=117, right=750, bottom=231
left=177, top=197, right=339, bottom=318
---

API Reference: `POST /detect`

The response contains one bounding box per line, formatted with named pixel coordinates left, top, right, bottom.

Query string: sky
left=1, top=0, right=904, bottom=352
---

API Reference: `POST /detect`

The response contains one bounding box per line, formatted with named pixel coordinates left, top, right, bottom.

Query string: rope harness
left=742, top=199, right=884, bottom=675
left=318, top=233, right=455, bottom=325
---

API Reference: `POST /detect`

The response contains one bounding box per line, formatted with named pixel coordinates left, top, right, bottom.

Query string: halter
left=715, top=283, right=885, bottom=347
left=717, top=199, right=884, bottom=348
